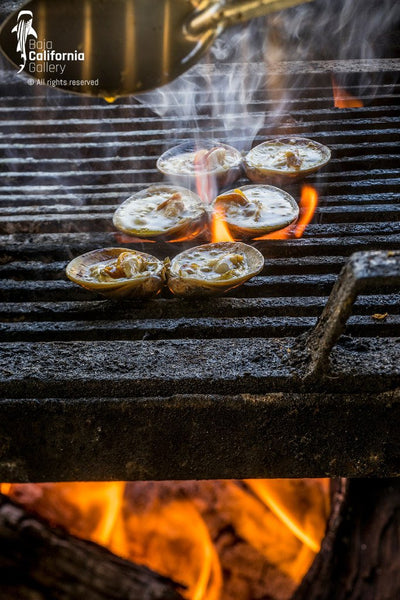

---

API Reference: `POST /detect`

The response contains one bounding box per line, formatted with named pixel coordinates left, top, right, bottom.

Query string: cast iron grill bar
left=1, top=336, right=400, bottom=399
left=2, top=210, right=400, bottom=234
left=1, top=125, right=399, bottom=154
left=0, top=191, right=398, bottom=209
left=0, top=293, right=398, bottom=318
left=2, top=316, right=400, bottom=343
left=0, top=389, right=399, bottom=481
left=2, top=235, right=400, bottom=265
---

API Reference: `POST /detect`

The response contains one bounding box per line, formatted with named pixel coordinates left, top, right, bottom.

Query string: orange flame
left=245, top=480, right=321, bottom=552
left=114, top=180, right=317, bottom=244
left=219, top=479, right=329, bottom=584
left=251, top=478, right=328, bottom=583
left=332, top=76, right=363, bottom=108
left=1, top=482, right=221, bottom=600
left=258, top=224, right=293, bottom=240
left=0, top=479, right=330, bottom=599
left=211, top=206, right=235, bottom=242
left=49, top=482, right=128, bottom=554
left=126, top=499, right=222, bottom=600
left=64, top=482, right=128, bottom=553
left=294, top=185, right=319, bottom=238
left=256, top=185, right=318, bottom=241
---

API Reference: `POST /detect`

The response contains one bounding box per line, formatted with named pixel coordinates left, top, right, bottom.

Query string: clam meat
left=244, top=137, right=331, bottom=182
left=167, top=241, right=264, bottom=297
left=66, top=248, right=165, bottom=299
left=113, top=184, right=207, bottom=240
left=157, top=140, right=242, bottom=186
left=214, top=185, right=299, bottom=239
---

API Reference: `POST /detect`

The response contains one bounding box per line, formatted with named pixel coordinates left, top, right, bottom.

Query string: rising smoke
left=137, top=0, right=400, bottom=151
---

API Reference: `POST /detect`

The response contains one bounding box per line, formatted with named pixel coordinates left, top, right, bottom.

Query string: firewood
left=0, top=495, right=184, bottom=600
left=294, top=479, right=400, bottom=600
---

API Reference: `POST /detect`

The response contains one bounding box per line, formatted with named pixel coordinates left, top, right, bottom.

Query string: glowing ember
left=1, top=479, right=330, bottom=600
left=332, top=76, right=364, bottom=108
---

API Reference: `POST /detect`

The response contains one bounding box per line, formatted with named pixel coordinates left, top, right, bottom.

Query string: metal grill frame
left=0, top=58, right=399, bottom=482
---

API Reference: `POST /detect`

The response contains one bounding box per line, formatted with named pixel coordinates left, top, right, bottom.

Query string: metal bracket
left=304, top=250, right=400, bottom=380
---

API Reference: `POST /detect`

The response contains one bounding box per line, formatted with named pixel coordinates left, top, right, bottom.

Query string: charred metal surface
left=0, top=337, right=399, bottom=399
left=0, top=391, right=399, bottom=481
left=0, top=66, right=399, bottom=480
left=302, top=250, right=400, bottom=379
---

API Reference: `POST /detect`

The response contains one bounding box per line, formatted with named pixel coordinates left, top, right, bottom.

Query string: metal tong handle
left=188, top=0, right=314, bottom=35
left=304, top=250, right=400, bottom=380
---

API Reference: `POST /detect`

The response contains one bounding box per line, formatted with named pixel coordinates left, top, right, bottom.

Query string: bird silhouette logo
left=12, top=10, right=37, bottom=73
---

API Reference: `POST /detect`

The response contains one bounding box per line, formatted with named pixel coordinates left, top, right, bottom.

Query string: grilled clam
left=244, top=137, right=331, bottom=182
left=113, top=184, right=207, bottom=240
left=214, top=184, right=299, bottom=239
left=157, top=140, right=242, bottom=187
left=167, top=241, right=264, bottom=297
left=66, top=248, right=165, bottom=299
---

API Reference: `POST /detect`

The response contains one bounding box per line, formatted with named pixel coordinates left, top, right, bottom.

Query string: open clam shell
left=66, top=248, right=165, bottom=299
left=113, top=184, right=207, bottom=241
left=244, top=137, right=331, bottom=183
left=167, top=241, right=264, bottom=298
left=214, top=184, right=299, bottom=239
left=157, top=140, right=242, bottom=188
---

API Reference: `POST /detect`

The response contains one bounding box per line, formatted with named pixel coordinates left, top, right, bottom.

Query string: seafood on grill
left=167, top=241, right=264, bottom=297
left=244, top=137, right=331, bottom=182
left=113, top=184, right=207, bottom=240
left=157, top=140, right=242, bottom=187
left=214, top=184, right=299, bottom=239
left=66, top=248, right=165, bottom=299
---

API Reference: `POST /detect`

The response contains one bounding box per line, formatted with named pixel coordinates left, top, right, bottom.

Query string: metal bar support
left=304, top=250, right=400, bottom=380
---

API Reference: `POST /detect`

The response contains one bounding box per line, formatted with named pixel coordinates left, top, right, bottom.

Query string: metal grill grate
left=0, top=61, right=399, bottom=481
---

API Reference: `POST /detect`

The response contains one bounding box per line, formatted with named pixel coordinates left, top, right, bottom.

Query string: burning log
left=1, top=480, right=399, bottom=600
left=0, top=494, right=184, bottom=600
left=294, top=479, right=400, bottom=600
left=0, top=479, right=331, bottom=599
